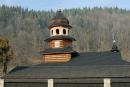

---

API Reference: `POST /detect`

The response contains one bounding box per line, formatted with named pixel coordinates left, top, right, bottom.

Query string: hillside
left=0, top=5, right=130, bottom=67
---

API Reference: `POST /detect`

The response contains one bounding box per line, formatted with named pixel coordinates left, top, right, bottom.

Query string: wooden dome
left=48, top=10, right=72, bottom=29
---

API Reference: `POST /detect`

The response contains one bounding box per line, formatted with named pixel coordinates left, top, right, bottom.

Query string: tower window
left=63, top=29, right=66, bottom=34
left=56, top=29, right=59, bottom=34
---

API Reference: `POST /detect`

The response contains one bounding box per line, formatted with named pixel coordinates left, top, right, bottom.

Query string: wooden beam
left=48, top=79, right=54, bottom=87
left=104, top=78, right=111, bottom=87
left=0, top=79, right=4, bottom=87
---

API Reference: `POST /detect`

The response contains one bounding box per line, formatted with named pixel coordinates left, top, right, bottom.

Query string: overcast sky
left=0, top=0, right=130, bottom=11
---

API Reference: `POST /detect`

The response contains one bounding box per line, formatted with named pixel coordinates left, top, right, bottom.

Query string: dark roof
left=48, top=22, right=72, bottom=29
left=44, top=35, right=76, bottom=41
left=40, top=46, right=75, bottom=54
left=4, top=51, right=130, bottom=79
left=5, top=65, right=130, bottom=79
left=53, top=10, right=68, bottom=20
left=48, top=10, right=72, bottom=29
left=39, top=52, right=130, bottom=66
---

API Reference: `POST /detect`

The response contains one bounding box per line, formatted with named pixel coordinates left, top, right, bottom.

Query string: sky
left=0, top=0, right=130, bottom=11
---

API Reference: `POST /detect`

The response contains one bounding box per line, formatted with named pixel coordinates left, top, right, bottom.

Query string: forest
left=0, top=5, right=130, bottom=70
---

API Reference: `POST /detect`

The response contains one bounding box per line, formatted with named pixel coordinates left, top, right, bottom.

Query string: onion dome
left=48, top=10, right=72, bottom=29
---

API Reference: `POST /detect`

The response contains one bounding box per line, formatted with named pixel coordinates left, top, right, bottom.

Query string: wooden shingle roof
left=40, top=46, right=76, bottom=54
left=44, top=35, right=76, bottom=42
left=48, top=10, right=72, bottom=29
left=4, top=51, right=130, bottom=80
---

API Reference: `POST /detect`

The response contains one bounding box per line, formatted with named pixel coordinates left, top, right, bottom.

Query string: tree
left=0, top=5, right=130, bottom=63
left=0, top=37, right=14, bottom=75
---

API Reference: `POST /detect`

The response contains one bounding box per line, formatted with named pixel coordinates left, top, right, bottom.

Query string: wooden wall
left=63, top=40, right=72, bottom=47
left=44, top=53, right=71, bottom=63
left=48, top=40, right=72, bottom=48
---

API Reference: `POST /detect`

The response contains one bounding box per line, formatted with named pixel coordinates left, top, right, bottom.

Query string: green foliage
left=0, top=37, right=9, bottom=49
left=0, top=37, right=14, bottom=64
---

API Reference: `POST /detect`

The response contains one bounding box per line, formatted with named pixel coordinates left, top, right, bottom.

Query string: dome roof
left=111, top=40, right=119, bottom=52
left=48, top=10, right=72, bottom=29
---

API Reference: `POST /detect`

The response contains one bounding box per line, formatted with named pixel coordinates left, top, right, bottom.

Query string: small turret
left=41, top=10, right=76, bottom=63
left=111, top=40, right=119, bottom=52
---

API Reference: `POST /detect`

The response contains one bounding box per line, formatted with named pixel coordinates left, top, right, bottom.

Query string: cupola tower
left=111, top=40, right=119, bottom=52
left=41, top=10, right=76, bottom=63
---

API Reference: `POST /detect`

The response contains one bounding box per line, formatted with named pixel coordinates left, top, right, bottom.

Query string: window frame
left=63, top=29, right=66, bottom=35
left=56, top=29, right=59, bottom=34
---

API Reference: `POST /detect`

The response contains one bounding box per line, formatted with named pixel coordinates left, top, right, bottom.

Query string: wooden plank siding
left=63, top=40, right=72, bottom=47
left=48, top=40, right=72, bottom=48
left=44, top=53, right=71, bottom=63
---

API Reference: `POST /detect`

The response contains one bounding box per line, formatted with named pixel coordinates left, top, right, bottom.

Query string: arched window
left=56, top=29, right=59, bottom=34
left=63, top=29, right=66, bottom=34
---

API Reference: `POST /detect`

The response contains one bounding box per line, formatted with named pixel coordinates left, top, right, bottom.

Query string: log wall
left=48, top=40, right=72, bottom=48
left=44, top=53, right=71, bottom=63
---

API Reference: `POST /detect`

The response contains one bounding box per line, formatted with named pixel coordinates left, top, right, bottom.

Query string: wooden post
left=48, top=79, right=54, bottom=87
left=104, top=78, right=111, bottom=87
left=0, top=79, right=4, bottom=87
